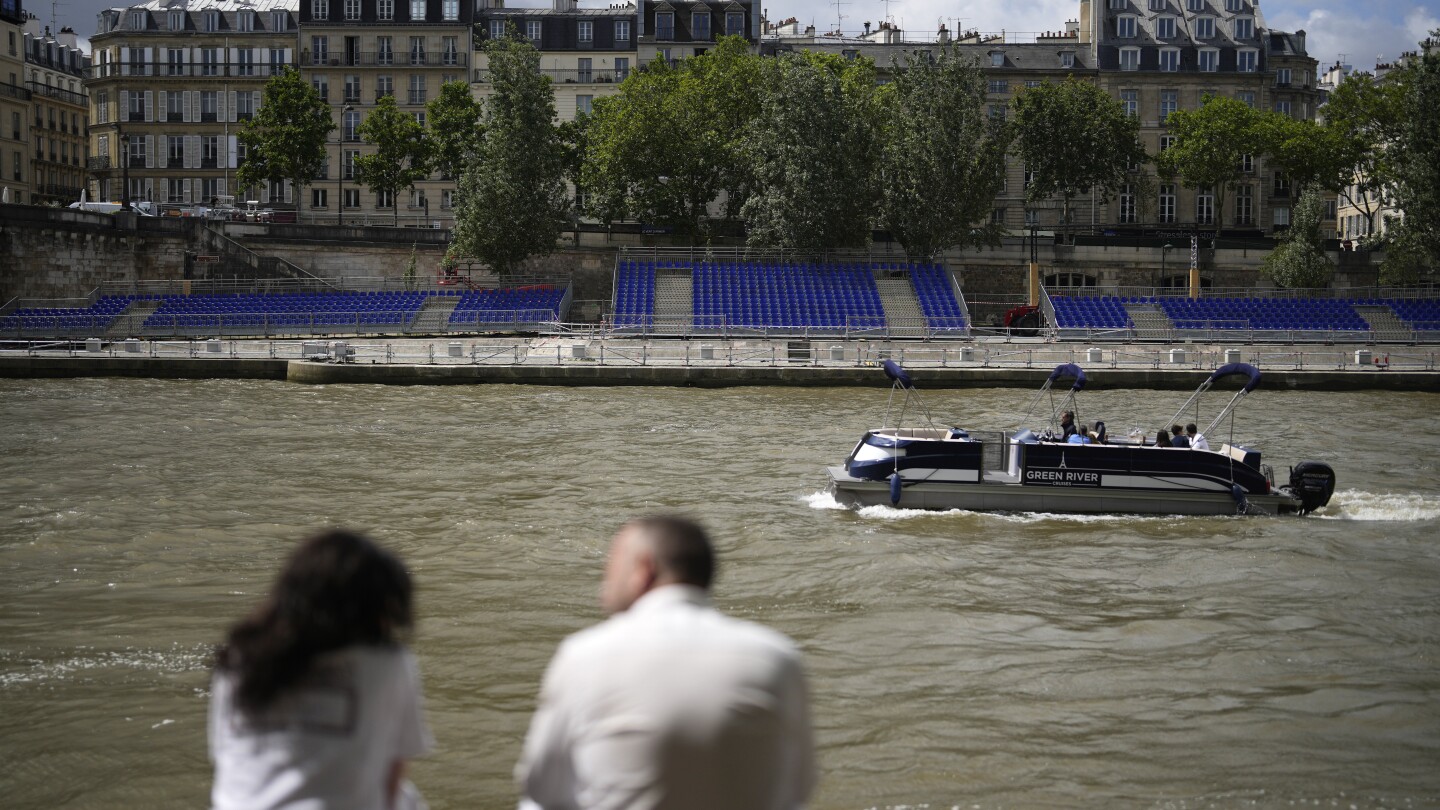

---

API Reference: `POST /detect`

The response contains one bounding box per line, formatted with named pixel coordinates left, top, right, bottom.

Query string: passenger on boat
left=1059, top=411, right=1077, bottom=441
left=1170, top=424, right=1191, bottom=448
left=1067, top=424, right=1093, bottom=444
left=1154, top=429, right=1172, bottom=447
left=1186, top=424, right=1210, bottom=451
left=1094, top=421, right=1108, bottom=444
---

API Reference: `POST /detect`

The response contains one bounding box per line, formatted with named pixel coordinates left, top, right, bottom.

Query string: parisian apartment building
left=23, top=19, right=89, bottom=206
left=2, top=0, right=31, bottom=203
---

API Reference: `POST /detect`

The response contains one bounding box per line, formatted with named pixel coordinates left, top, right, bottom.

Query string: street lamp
left=119, top=130, right=131, bottom=211
left=337, top=103, right=352, bottom=225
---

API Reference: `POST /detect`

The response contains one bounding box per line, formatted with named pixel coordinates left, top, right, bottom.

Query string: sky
left=36, top=0, right=1440, bottom=73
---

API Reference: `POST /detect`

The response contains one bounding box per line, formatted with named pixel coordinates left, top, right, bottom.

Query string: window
left=1045, top=272, right=1096, bottom=287
left=376, top=189, right=393, bottom=209
left=1276, top=67, right=1291, bottom=86
left=989, top=104, right=1006, bottom=120
left=168, top=135, right=184, bottom=165
left=1160, top=90, right=1177, bottom=121
left=1109, top=0, right=1125, bottom=8
left=1119, top=185, right=1136, bottom=223
left=167, top=48, right=185, bottom=76
left=1273, top=206, right=1290, bottom=228
left=1238, top=90, right=1255, bottom=107
left=1149, top=0, right=1165, bottom=9
left=1195, top=16, right=1214, bottom=38
left=1239, top=153, right=1254, bottom=172
left=378, top=0, right=393, bottom=18
left=1197, top=187, right=1214, bottom=224
left=1060, top=51, right=1075, bottom=68
left=130, top=10, right=147, bottom=29
left=313, top=188, right=328, bottom=208
left=344, top=0, right=360, bottom=20
left=615, top=20, right=630, bottom=42
left=1273, top=171, right=1289, bottom=197
left=204, top=10, right=219, bottom=31
left=202, top=48, right=220, bottom=76
left=1233, top=16, right=1253, bottom=39
left=410, top=0, right=425, bottom=21
left=578, top=21, right=593, bottom=43
left=237, top=49, right=254, bottom=76
left=311, top=0, right=328, bottom=21
left=1025, top=209, right=1039, bottom=226
left=988, top=79, right=1008, bottom=94
left=168, top=178, right=185, bottom=203
left=378, top=37, right=394, bottom=66
left=1121, top=89, right=1138, bottom=116
left=128, top=91, right=145, bottom=122
left=238, top=10, right=254, bottom=31
left=1225, top=0, right=1242, bottom=10
left=1159, top=184, right=1176, bottom=223
left=272, top=10, right=288, bottom=30
left=1275, top=100, right=1291, bottom=116
left=312, top=75, right=329, bottom=102
left=441, top=189, right=454, bottom=209
left=1117, top=15, right=1137, bottom=37
left=442, top=0, right=459, bottom=21
left=167, top=92, right=183, bottom=121
left=312, top=37, right=329, bottom=66
left=726, top=11, right=744, bottom=36
left=376, top=75, right=393, bottom=98
left=991, top=208, right=1006, bottom=225
left=1188, top=0, right=1204, bottom=10
left=410, top=37, right=426, bottom=65
left=1023, top=169, right=1034, bottom=189
left=167, top=10, right=184, bottom=30
left=577, top=58, right=592, bottom=82
left=615, top=57, right=630, bottom=80
left=96, top=92, right=110, bottom=124
left=1198, top=49, right=1218, bottom=72
left=203, top=178, right=221, bottom=201
left=1160, top=135, right=1176, bottom=151
left=343, top=149, right=358, bottom=180
left=343, top=109, right=360, bottom=141
left=1120, top=48, right=1140, bottom=71
left=1025, top=79, right=1043, bottom=88
left=237, top=92, right=255, bottom=120
left=128, top=134, right=146, bottom=166
left=344, top=75, right=361, bottom=102
left=692, top=12, right=710, bottom=40
left=269, top=48, right=287, bottom=74
left=443, top=37, right=458, bottom=66
left=408, top=74, right=426, bottom=105
left=411, top=111, right=425, bottom=126
left=656, top=12, right=674, bottom=40
left=1156, top=16, right=1175, bottom=38
left=203, top=136, right=220, bottom=168
left=526, top=20, right=542, bottom=41
left=200, top=90, right=218, bottom=122
left=489, top=20, right=505, bottom=40
left=576, top=94, right=593, bottom=115
left=344, top=188, right=360, bottom=208
left=1159, top=48, right=1179, bottom=72
left=1237, top=49, right=1257, bottom=72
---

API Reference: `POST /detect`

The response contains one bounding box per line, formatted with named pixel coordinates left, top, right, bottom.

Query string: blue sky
left=41, top=0, right=1440, bottom=73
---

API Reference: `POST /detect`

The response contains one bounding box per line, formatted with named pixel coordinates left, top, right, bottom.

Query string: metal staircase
left=408, top=296, right=460, bottom=333
left=105, top=299, right=160, bottom=337
left=1354, top=305, right=1413, bottom=342
left=875, top=277, right=927, bottom=337
left=652, top=269, right=693, bottom=334
left=1124, top=302, right=1174, bottom=340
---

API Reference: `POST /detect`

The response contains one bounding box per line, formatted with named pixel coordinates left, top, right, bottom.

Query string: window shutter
left=157, top=137, right=168, bottom=168
left=183, top=178, right=192, bottom=203
left=186, top=135, right=200, bottom=169
left=217, top=90, right=227, bottom=122
left=157, top=90, right=167, bottom=120
left=119, top=89, right=128, bottom=115
left=228, top=91, right=237, bottom=122
left=218, top=178, right=227, bottom=196
left=145, top=135, right=154, bottom=169
left=144, top=90, right=153, bottom=122
left=227, top=135, right=237, bottom=169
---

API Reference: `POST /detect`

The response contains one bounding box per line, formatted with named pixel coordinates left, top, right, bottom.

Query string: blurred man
left=517, top=516, right=816, bottom=810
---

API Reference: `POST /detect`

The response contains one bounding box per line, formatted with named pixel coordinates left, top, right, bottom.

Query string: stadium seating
left=611, top=260, right=657, bottom=327
left=690, top=261, right=886, bottom=330
left=141, top=291, right=432, bottom=330
left=907, top=262, right=969, bottom=331
left=1156, top=296, right=1370, bottom=331
left=1389, top=299, right=1440, bottom=331
left=448, top=285, right=567, bottom=327
left=3, top=295, right=152, bottom=332
left=1050, top=295, right=1133, bottom=330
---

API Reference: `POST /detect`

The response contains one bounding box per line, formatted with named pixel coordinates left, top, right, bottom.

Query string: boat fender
left=889, top=473, right=903, bottom=506
left=1230, top=484, right=1248, bottom=514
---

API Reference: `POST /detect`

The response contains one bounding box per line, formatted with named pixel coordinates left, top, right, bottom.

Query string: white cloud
left=773, top=0, right=1076, bottom=40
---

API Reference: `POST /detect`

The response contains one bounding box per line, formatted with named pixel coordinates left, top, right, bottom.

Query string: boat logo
left=1058, top=453, right=1068, bottom=469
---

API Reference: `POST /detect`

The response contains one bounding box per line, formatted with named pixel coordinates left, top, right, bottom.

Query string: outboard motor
left=1288, top=461, right=1337, bottom=514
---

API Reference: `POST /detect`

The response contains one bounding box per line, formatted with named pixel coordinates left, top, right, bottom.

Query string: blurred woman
left=210, top=530, right=431, bottom=810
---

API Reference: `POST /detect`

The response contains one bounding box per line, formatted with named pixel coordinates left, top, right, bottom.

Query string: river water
left=1, top=378, right=1438, bottom=809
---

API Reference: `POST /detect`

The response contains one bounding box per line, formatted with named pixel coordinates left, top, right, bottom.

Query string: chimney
left=1294, top=29, right=1306, bottom=54
left=1065, top=18, right=1079, bottom=36
left=937, top=23, right=949, bottom=44
left=863, top=20, right=870, bottom=35
left=58, top=26, right=78, bottom=49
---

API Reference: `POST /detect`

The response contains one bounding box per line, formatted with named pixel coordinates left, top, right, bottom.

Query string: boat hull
left=826, top=466, right=1303, bottom=516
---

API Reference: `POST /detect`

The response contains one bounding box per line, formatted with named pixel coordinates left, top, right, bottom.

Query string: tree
left=236, top=67, right=333, bottom=223
left=355, top=95, right=431, bottom=225
left=1321, top=72, right=1405, bottom=241
left=1262, top=185, right=1335, bottom=287
left=451, top=33, right=569, bottom=276
left=580, top=37, right=765, bottom=238
left=1011, top=76, right=1145, bottom=234
left=1258, top=114, right=1350, bottom=198
left=876, top=47, right=1011, bottom=258
left=741, top=52, right=880, bottom=253
left=1157, top=95, right=1265, bottom=232
left=1388, top=32, right=1440, bottom=277
left=426, top=80, right=484, bottom=182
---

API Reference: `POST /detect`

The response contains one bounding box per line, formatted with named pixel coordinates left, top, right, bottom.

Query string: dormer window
left=1156, top=16, right=1175, bottom=38
left=990, top=51, right=1004, bottom=66
left=1109, top=0, right=1126, bottom=9
left=204, top=10, right=220, bottom=31
left=167, top=10, right=184, bottom=30
left=1060, top=50, right=1075, bottom=68
left=1159, top=47, right=1179, bottom=71
left=272, top=10, right=288, bottom=30
left=311, top=0, right=328, bottom=21
left=1195, top=15, right=1214, bottom=38
left=1224, top=0, right=1242, bottom=10
left=1119, top=46, right=1140, bottom=70
left=410, top=0, right=426, bottom=21
left=1188, top=0, right=1204, bottom=10
left=238, top=11, right=255, bottom=31
left=692, top=11, right=710, bottom=40
left=129, top=10, right=146, bottom=29
left=1117, top=15, right=1137, bottom=37
left=1233, top=16, right=1253, bottom=39
left=726, top=10, right=744, bottom=36
left=1149, top=0, right=1165, bottom=10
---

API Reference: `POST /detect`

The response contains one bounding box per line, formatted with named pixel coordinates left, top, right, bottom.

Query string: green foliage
left=1158, top=95, right=1265, bottom=228
left=1257, top=114, right=1350, bottom=196
left=235, top=67, right=334, bottom=222
left=1261, top=185, right=1334, bottom=288
left=1322, top=71, right=1406, bottom=234
left=355, top=95, right=431, bottom=225
left=741, top=51, right=880, bottom=253
left=451, top=34, right=569, bottom=276
left=1011, top=76, right=1145, bottom=226
left=580, top=37, right=765, bottom=237
left=426, top=80, right=484, bottom=181
left=876, top=47, right=1010, bottom=258
left=403, top=245, right=418, bottom=289
left=1389, top=33, right=1440, bottom=274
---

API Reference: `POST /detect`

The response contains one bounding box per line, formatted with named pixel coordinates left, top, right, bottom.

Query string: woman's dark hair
left=216, top=529, right=413, bottom=715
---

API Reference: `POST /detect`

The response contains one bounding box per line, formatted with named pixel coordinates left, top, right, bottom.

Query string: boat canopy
left=883, top=359, right=915, bottom=390
left=1047, top=362, right=1087, bottom=392
left=1208, top=362, right=1262, bottom=394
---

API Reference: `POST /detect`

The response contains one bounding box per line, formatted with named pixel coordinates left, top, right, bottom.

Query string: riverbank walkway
left=2, top=335, right=1435, bottom=391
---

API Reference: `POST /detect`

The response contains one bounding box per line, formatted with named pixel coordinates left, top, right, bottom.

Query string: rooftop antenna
left=831, top=0, right=847, bottom=35
left=49, top=0, right=66, bottom=33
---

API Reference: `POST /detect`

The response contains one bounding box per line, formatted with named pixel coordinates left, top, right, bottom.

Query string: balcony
left=27, top=82, right=86, bottom=106
left=88, top=155, right=112, bottom=171
left=473, top=67, right=627, bottom=84
left=88, top=62, right=298, bottom=80
left=310, top=51, right=467, bottom=68
left=1, top=82, right=34, bottom=102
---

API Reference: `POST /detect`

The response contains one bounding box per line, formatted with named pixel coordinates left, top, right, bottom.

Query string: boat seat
left=1220, top=443, right=1261, bottom=470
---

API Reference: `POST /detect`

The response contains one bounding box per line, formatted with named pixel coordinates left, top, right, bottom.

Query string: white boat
left=826, top=361, right=1336, bottom=516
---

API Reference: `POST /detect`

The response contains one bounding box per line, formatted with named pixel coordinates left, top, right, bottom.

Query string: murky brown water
left=2, top=379, right=1438, bottom=809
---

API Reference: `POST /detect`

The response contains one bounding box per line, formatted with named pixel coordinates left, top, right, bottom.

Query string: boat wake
left=1315, top=489, right=1440, bottom=522
left=803, top=491, right=1184, bottom=523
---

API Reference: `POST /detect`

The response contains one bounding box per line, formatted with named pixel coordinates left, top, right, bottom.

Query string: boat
left=825, top=360, right=1337, bottom=516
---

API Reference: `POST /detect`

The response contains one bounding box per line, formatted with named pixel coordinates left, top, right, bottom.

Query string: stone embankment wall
left=0, top=204, right=189, bottom=303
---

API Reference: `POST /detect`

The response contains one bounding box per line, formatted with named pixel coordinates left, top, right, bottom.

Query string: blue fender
left=889, top=473, right=903, bottom=506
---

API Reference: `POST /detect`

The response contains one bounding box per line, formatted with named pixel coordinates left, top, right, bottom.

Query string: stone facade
left=1, top=0, right=32, bottom=205
left=23, top=21, right=88, bottom=206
